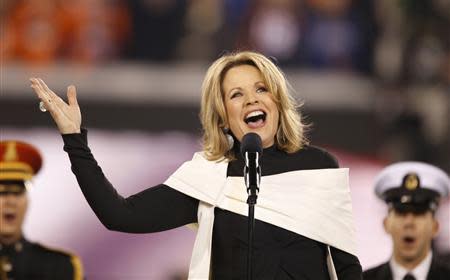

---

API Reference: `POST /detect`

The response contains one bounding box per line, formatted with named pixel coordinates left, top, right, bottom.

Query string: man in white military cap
left=363, top=161, right=450, bottom=280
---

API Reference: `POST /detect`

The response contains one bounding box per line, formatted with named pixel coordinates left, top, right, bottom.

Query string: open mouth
left=2, top=213, right=17, bottom=223
left=402, top=236, right=416, bottom=245
left=244, top=110, right=267, bottom=128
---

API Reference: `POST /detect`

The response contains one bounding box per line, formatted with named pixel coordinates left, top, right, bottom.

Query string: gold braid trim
left=70, top=254, right=84, bottom=280
left=37, top=243, right=84, bottom=280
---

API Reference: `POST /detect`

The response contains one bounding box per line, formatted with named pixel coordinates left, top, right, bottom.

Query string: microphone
left=240, top=133, right=263, bottom=205
left=240, top=133, right=263, bottom=280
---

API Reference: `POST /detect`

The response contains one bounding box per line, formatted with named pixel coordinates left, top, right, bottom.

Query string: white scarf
left=164, top=152, right=357, bottom=280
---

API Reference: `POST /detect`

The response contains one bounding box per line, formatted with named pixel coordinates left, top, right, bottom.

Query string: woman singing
left=30, top=51, right=362, bottom=279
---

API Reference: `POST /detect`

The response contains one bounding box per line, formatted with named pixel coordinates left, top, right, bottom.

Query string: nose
left=402, top=213, right=416, bottom=228
left=245, top=92, right=259, bottom=106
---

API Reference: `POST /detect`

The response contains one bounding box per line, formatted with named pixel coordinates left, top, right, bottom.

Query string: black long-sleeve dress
left=63, top=129, right=362, bottom=280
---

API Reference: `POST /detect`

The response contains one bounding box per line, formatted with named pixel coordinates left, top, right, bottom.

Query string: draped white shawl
left=164, top=152, right=357, bottom=280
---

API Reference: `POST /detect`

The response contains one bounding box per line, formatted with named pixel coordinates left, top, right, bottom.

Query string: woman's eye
left=231, top=92, right=242, bottom=99
left=256, top=87, right=267, bottom=93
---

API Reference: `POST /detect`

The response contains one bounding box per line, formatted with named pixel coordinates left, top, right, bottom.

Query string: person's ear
left=383, top=216, right=391, bottom=234
left=431, top=219, right=439, bottom=238
left=24, top=192, right=29, bottom=211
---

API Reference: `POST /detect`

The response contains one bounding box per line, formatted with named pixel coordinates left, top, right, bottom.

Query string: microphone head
left=240, top=133, right=263, bottom=156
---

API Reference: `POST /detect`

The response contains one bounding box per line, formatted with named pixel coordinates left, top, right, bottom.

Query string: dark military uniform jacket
left=0, top=237, right=83, bottom=280
left=363, top=256, right=450, bottom=280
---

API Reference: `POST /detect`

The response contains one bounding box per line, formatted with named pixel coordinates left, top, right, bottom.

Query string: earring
left=223, top=128, right=234, bottom=150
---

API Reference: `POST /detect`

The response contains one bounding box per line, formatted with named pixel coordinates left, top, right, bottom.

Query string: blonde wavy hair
left=200, top=51, right=308, bottom=161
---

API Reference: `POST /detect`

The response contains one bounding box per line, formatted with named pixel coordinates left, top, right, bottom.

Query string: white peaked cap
left=375, top=161, right=450, bottom=199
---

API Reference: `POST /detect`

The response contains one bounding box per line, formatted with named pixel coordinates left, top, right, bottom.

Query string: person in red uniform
left=0, top=140, right=84, bottom=280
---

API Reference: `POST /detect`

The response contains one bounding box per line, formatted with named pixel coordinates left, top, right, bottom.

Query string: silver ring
left=39, top=101, right=47, bottom=112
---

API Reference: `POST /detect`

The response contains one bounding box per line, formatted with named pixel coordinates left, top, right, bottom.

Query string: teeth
left=245, top=110, right=265, bottom=118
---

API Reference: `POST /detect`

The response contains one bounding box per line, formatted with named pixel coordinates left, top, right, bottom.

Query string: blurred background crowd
left=2, top=0, right=449, bottom=171
left=1, top=0, right=449, bottom=279
left=1, top=0, right=448, bottom=70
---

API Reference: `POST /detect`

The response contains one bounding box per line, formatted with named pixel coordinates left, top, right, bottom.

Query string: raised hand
left=30, top=78, right=82, bottom=134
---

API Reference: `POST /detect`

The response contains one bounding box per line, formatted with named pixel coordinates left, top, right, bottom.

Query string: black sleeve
left=62, top=128, right=198, bottom=233
left=330, top=246, right=363, bottom=279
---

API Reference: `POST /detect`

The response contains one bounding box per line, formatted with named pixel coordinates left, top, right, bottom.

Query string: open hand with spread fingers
left=30, top=78, right=82, bottom=134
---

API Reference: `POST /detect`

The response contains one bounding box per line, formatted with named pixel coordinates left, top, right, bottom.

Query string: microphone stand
left=244, top=151, right=261, bottom=280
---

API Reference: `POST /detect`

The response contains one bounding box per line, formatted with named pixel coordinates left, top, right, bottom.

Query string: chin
left=0, top=230, right=14, bottom=236
left=260, top=134, right=276, bottom=147
left=399, top=250, right=421, bottom=262
left=248, top=130, right=274, bottom=144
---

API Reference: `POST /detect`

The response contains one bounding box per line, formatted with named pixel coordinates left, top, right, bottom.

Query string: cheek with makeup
left=222, top=65, right=279, bottom=148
